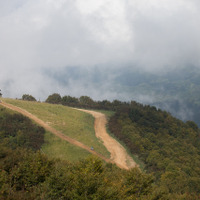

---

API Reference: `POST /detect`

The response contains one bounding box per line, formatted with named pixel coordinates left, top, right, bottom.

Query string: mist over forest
left=40, top=65, right=200, bottom=126
left=1, top=0, right=200, bottom=125
left=2, top=64, right=200, bottom=126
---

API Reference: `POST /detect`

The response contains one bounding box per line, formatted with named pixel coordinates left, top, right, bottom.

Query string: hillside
left=1, top=96, right=200, bottom=199
left=108, top=102, right=200, bottom=196
left=2, top=99, right=110, bottom=161
left=0, top=104, right=154, bottom=200
left=1, top=99, right=136, bottom=169
left=0, top=100, right=156, bottom=200
left=43, top=93, right=200, bottom=198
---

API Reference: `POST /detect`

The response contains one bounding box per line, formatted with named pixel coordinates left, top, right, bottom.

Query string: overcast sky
left=1, top=0, right=200, bottom=100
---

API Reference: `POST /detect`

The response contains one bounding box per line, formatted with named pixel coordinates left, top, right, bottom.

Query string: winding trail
left=76, top=109, right=137, bottom=169
left=1, top=101, right=137, bottom=169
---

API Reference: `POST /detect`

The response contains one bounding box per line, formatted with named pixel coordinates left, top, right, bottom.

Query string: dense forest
left=109, top=103, right=200, bottom=197
left=43, top=93, right=200, bottom=198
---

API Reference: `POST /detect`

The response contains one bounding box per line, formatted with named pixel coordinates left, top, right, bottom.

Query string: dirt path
left=1, top=101, right=137, bottom=169
left=75, top=109, right=137, bottom=169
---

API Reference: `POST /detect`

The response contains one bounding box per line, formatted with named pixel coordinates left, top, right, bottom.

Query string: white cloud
left=76, top=0, right=132, bottom=44
left=0, top=0, right=200, bottom=99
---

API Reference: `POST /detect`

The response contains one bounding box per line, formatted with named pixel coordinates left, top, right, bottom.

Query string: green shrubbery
left=109, top=102, right=200, bottom=198
left=22, top=94, right=37, bottom=101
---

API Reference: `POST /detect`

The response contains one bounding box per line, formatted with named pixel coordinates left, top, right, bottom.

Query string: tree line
left=44, top=93, right=130, bottom=110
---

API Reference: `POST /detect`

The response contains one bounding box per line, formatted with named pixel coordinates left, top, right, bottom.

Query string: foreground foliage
left=0, top=107, right=45, bottom=151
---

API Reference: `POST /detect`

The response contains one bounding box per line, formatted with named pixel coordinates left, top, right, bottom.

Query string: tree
left=62, top=95, right=79, bottom=106
left=9, top=151, right=53, bottom=191
left=79, top=96, right=95, bottom=107
left=22, top=94, right=36, bottom=101
left=186, top=121, right=198, bottom=131
left=0, top=89, right=2, bottom=97
left=45, top=93, right=62, bottom=104
left=124, top=168, right=154, bottom=199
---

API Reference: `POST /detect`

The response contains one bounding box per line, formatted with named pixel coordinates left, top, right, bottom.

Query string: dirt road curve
left=1, top=101, right=136, bottom=169
left=76, top=109, right=137, bottom=169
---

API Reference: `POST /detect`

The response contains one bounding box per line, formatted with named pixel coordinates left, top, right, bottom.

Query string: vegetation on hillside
left=0, top=105, right=162, bottom=200
left=2, top=94, right=200, bottom=198
left=0, top=106, right=45, bottom=151
left=44, top=93, right=200, bottom=198
left=45, top=93, right=128, bottom=110
left=3, top=99, right=110, bottom=159
left=108, top=102, right=200, bottom=198
left=22, top=94, right=37, bottom=101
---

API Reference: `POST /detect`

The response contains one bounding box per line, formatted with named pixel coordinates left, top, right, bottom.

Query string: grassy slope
left=3, top=98, right=110, bottom=161
left=42, top=131, right=90, bottom=162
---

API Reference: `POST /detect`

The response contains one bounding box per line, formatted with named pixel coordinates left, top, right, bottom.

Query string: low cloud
left=0, top=0, right=200, bottom=100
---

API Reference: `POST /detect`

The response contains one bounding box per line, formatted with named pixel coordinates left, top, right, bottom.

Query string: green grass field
left=3, top=98, right=110, bottom=161
left=42, top=131, right=90, bottom=162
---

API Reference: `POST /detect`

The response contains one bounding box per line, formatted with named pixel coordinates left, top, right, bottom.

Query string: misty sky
left=1, top=0, right=200, bottom=100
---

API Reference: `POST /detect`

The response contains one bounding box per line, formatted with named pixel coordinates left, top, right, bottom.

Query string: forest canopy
left=108, top=102, right=200, bottom=196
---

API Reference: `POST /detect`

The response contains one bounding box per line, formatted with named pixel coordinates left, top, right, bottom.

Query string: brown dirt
left=75, top=109, right=138, bottom=169
left=1, top=101, right=137, bottom=169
